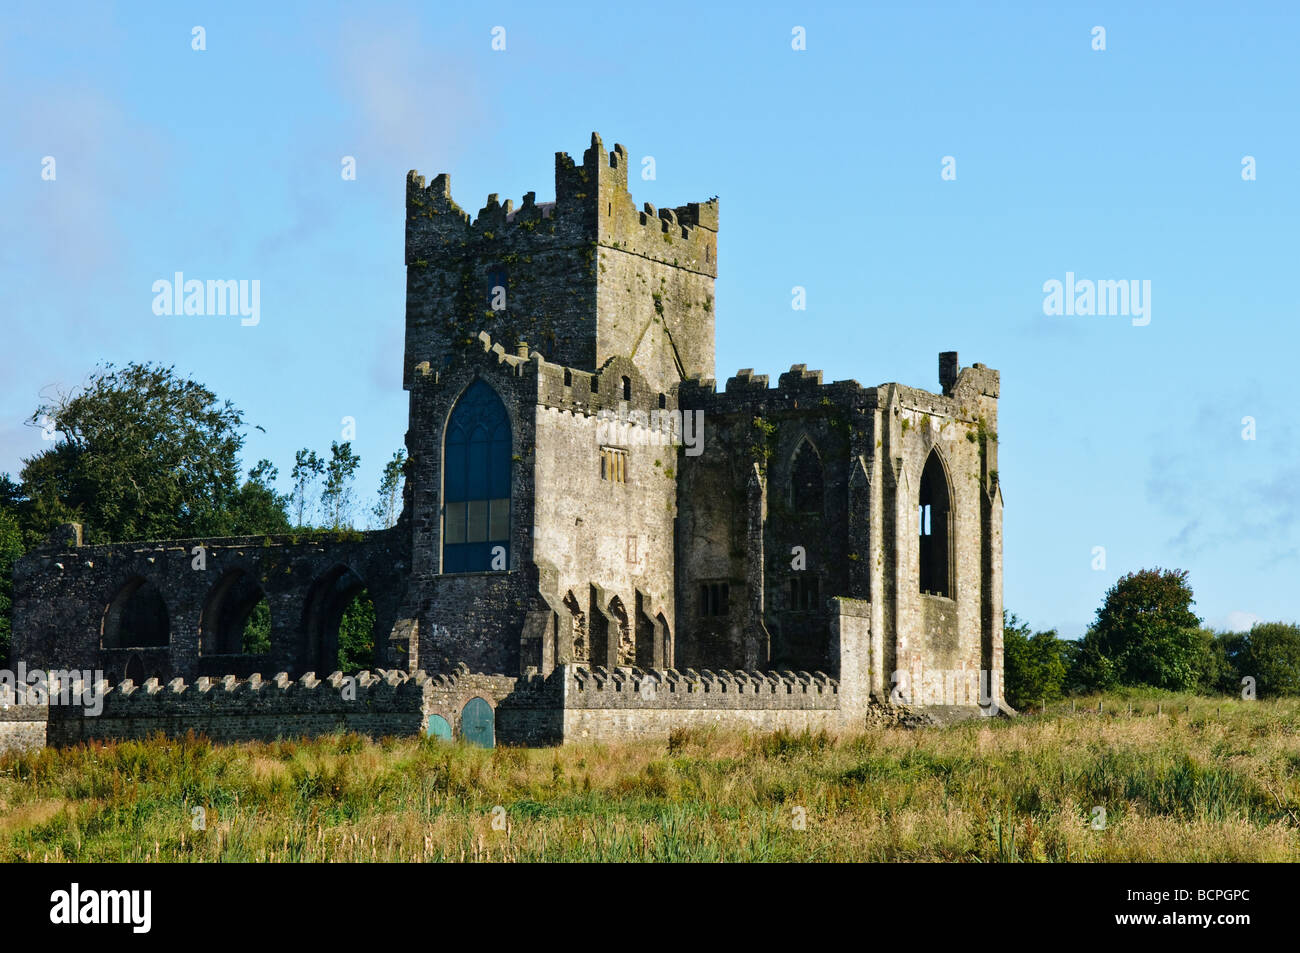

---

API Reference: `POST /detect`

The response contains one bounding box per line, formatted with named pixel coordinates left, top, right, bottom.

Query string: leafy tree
left=290, top=449, right=323, bottom=528
left=321, top=441, right=361, bottom=529
left=337, top=590, right=376, bottom=674
left=1237, top=622, right=1300, bottom=697
left=241, top=600, right=272, bottom=655
left=18, top=362, right=253, bottom=544
left=1192, top=629, right=1247, bottom=695
left=1215, top=630, right=1250, bottom=692
left=371, top=449, right=407, bottom=529
left=1072, top=568, right=1202, bottom=692
left=0, top=474, right=22, bottom=512
left=0, top=508, right=23, bottom=668
left=1058, top=637, right=1085, bottom=693
left=207, top=459, right=292, bottom=537
left=1002, top=611, right=1069, bottom=708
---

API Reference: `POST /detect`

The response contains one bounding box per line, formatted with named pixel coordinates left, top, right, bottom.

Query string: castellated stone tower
left=404, top=132, right=718, bottom=396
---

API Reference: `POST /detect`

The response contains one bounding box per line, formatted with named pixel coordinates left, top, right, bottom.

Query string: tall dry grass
left=1, top=692, right=1297, bottom=861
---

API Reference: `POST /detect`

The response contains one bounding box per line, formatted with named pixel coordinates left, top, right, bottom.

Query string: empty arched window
left=622, top=376, right=632, bottom=401
left=609, top=596, right=634, bottom=666
left=443, top=380, right=511, bottom=573
left=563, top=590, right=588, bottom=662
left=919, top=449, right=952, bottom=597
left=790, top=438, right=824, bottom=514
left=102, top=577, right=170, bottom=649
left=199, top=569, right=270, bottom=655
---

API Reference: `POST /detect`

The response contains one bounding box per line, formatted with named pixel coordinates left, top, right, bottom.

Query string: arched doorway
left=460, top=697, right=494, bottom=748
left=426, top=714, right=452, bottom=741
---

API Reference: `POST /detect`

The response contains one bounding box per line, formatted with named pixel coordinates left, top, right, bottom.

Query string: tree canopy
left=1072, top=568, right=1203, bottom=692
left=15, top=362, right=270, bottom=544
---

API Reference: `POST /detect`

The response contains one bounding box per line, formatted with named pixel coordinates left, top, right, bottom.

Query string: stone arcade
left=6, top=133, right=1008, bottom=750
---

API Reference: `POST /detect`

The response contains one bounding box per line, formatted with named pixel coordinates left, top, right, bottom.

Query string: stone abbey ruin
left=6, top=133, right=1007, bottom=750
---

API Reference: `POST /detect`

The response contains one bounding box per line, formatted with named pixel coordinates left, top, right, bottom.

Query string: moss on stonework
left=750, top=416, right=778, bottom=470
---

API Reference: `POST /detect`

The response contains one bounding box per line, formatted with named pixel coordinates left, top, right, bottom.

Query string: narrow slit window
left=699, top=581, right=731, bottom=617
left=600, top=447, right=628, bottom=484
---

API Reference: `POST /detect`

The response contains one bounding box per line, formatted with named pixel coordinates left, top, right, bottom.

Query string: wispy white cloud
left=1145, top=395, right=1300, bottom=564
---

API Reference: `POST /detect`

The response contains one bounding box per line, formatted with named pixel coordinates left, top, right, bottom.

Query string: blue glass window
left=443, top=380, right=511, bottom=572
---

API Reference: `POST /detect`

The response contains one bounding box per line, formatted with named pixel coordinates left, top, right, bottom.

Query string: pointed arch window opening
left=790, top=438, right=825, bottom=515
left=443, top=380, right=512, bottom=573
left=918, top=450, right=953, bottom=598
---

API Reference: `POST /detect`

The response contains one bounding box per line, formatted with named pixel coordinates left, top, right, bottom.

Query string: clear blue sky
left=2, top=1, right=1297, bottom=637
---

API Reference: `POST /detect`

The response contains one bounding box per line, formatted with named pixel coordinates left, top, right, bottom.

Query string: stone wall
left=0, top=597, right=970, bottom=754
left=0, top=704, right=48, bottom=754
left=45, top=670, right=425, bottom=746
left=559, top=665, right=848, bottom=742
left=12, top=528, right=410, bottom=684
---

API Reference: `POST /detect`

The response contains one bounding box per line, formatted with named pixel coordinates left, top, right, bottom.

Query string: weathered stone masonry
left=9, top=132, right=1007, bottom=749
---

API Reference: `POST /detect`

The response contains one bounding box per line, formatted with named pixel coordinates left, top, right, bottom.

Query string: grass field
left=2, top=691, right=1298, bottom=862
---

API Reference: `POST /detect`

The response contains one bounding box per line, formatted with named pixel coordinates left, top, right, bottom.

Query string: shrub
left=1002, top=611, right=1069, bottom=708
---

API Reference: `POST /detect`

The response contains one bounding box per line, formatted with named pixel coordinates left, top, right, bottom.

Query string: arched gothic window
left=919, top=449, right=952, bottom=597
left=790, top=437, right=824, bottom=514
left=443, top=380, right=511, bottom=573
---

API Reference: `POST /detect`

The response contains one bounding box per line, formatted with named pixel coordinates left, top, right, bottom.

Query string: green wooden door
left=426, top=714, right=452, bottom=740
left=461, top=697, right=494, bottom=748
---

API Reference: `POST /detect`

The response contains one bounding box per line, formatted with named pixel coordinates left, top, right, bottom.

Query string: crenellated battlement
left=569, top=665, right=836, bottom=694
left=405, top=132, right=717, bottom=277
left=564, top=665, right=840, bottom=711
left=39, top=668, right=431, bottom=746
left=678, top=365, right=869, bottom=417
left=678, top=355, right=1000, bottom=425
left=75, top=668, right=420, bottom=711
left=404, top=171, right=580, bottom=264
